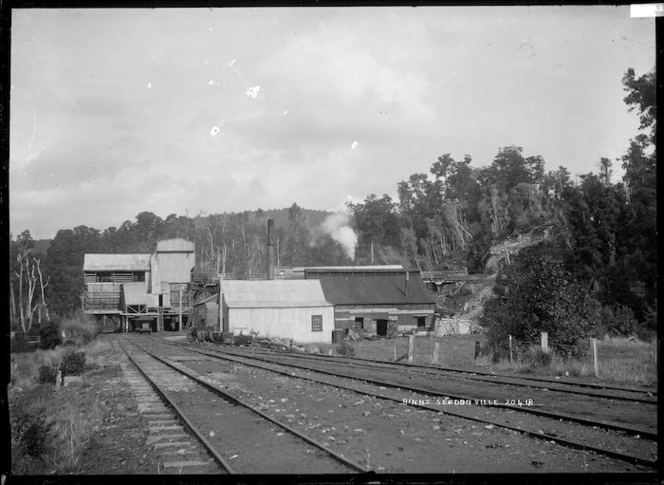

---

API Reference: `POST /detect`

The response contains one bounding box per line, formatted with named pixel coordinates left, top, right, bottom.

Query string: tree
left=348, top=194, right=400, bottom=263
left=10, top=231, right=50, bottom=332
left=482, top=243, right=599, bottom=358
left=622, top=67, right=656, bottom=144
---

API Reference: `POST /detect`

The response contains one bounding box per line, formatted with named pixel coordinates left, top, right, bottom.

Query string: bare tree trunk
left=36, top=257, right=50, bottom=322
left=10, top=277, right=17, bottom=328
left=27, top=263, right=37, bottom=329
left=16, top=254, right=25, bottom=333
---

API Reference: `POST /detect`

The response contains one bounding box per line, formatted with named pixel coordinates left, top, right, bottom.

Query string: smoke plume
left=321, top=212, right=358, bottom=261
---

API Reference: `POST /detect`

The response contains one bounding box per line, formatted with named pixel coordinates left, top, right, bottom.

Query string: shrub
left=39, top=322, right=62, bottom=350
left=337, top=341, right=356, bottom=358
left=61, top=351, right=87, bottom=376
left=11, top=333, right=33, bottom=353
left=483, top=245, right=598, bottom=358
left=60, top=311, right=100, bottom=345
left=38, top=366, right=59, bottom=385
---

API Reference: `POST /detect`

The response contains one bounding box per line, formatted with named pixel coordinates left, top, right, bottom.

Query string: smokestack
left=405, top=270, right=409, bottom=298
left=267, top=219, right=275, bottom=280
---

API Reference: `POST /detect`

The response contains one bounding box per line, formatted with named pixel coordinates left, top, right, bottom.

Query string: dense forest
left=10, top=67, right=656, bottom=342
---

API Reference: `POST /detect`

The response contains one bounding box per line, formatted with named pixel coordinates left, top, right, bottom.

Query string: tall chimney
left=267, top=219, right=275, bottom=280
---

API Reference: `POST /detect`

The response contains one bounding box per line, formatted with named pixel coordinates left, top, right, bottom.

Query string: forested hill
left=10, top=67, right=656, bottom=340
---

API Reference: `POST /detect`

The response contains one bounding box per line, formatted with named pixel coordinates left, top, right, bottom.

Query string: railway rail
left=216, top=345, right=657, bottom=403
left=159, top=340, right=657, bottom=470
left=193, top=344, right=657, bottom=437
left=118, top=337, right=369, bottom=474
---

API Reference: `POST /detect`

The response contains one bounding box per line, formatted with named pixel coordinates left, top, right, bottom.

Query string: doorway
left=376, top=319, right=388, bottom=337
left=417, top=316, right=426, bottom=328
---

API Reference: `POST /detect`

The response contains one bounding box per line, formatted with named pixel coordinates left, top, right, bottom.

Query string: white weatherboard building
left=219, top=280, right=334, bottom=344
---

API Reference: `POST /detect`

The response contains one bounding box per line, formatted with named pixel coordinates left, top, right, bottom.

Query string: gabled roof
left=122, top=282, right=149, bottom=305
left=220, top=280, right=332, bottom=309
left=315, top=272, right=435, bottom=306
left=84, top=254, right=151, bottom=271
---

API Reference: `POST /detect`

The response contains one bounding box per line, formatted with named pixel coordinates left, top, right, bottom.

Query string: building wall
left=156, top=251, right=195, bottom=284
left=226, top=306, right=334, bottom=344
left=333, top=304, right=435, bottom=335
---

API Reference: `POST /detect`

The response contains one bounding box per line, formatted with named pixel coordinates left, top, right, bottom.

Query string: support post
left=590, top=338, right=599, bottom=377
left=509, top=334, right=513, bottom=365
left=407, top=335, right=415, bottom=363
left=393, top=345, right=397, bottom=362
left=541, top=332, right=548, bottom=354
left=432, top=342, right=440, bottom=365
left=178, top=287, right=183, bottom=332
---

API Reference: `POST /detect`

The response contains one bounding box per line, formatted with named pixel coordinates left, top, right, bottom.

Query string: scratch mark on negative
left=519, top=43, right=538, bottom=59
left=20, top=90, right=37, bottom=151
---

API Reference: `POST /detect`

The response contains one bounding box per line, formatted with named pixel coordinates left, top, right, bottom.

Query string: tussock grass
left=81, top=339, right=113, bottom=370
left=11, top=381, right=103, bottom=474
left=60, top=311, right=100, bottom=345
left=45, top=398, right=102, bottom=470
left=479, top=337, right=657, bottom=386
left=11, top=348, right=66, bottom=391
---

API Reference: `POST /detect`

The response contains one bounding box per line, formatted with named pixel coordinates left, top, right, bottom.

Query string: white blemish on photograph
left=351, top=140, right=358, bottom=150
left=210, top=126, right=220, bottom=136
left=245, top=85, right=260, bottom=98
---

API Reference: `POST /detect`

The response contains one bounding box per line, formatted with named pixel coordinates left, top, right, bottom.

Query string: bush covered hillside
left=9, top=67, right=656, bottom=342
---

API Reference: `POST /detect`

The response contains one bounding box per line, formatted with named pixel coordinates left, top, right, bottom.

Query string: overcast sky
left=10, top=6, right=655, bottom=239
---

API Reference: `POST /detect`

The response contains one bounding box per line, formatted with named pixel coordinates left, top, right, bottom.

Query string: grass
left=315, top=334, right=657, bottom=387
left=10, top=337, right=106, bottom=474
left=11, top=348, right=67, bottom=390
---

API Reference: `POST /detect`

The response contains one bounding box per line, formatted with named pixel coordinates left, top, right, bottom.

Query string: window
left=354, top=317, right=364, bottom=330
left=311, top=315, right=323, bottom=332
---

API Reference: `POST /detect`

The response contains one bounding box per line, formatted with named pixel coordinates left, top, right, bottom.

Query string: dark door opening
left=376, top=319, right=388, bottom=337
left=417, top=316, right=426, bottom=328
left=354, top=317, right=364, bottom=330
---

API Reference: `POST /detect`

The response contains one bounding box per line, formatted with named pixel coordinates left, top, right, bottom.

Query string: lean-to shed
left=220, top=280, right=334, bottom=344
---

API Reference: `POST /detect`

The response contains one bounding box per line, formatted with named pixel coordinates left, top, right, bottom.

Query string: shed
left=305, top=268, right=436, bottom=337
left=191, top=294, right=219, bottom=329
left=220, top=280, right=334, bottom=344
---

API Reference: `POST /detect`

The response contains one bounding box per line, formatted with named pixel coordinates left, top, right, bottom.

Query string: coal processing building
left=82, top=220, right=437, bottom=342
left=82, top=238, right=195, bottom=332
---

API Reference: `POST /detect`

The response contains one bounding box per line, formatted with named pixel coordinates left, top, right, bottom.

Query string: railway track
left=159, top=340, right=657, bottom=470
left=216, top=345, right=657, bottom=403
left=191, top=344, right=657, bottom=435
left=118, top=337, right=369, bottom=474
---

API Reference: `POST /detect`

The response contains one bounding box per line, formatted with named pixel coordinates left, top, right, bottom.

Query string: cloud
left=13, top=134, right=143, bottom=191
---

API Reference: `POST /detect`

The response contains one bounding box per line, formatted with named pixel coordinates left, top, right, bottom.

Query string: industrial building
left=83, top=238, right=195, bottom=332
left=304, top=267, right=436, bottom=337
left=219, top=280, right=335, bottom=343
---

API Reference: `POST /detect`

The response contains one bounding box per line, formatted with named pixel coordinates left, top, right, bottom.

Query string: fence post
left=432, top=342, right=440, bottom=365
left=541, top=332, right=548, bottom=353
left=590, top=338, right=599, bottom=377
left=509, top=335, right=513, bottom=365
left=408, top=335, right=415, bottom=363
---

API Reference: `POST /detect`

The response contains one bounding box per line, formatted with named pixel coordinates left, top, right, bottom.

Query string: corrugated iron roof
left=316, top=272, right=435, bottom=306
left=122, top=282, right=149, bottom=305
left=221, top=280, right=332, bottom=309
left=84, top=254, right=151, bottom=271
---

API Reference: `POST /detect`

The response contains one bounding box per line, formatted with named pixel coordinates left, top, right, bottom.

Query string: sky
left=10, top=6, right=656, bottom=240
